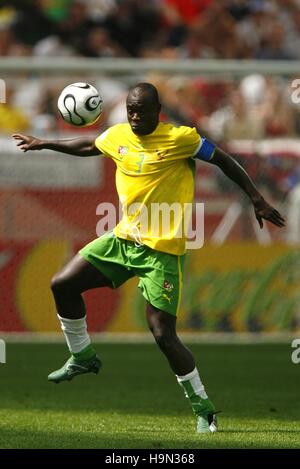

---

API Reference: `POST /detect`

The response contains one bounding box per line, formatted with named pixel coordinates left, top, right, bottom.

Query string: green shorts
left=79, top=231, right=185, bottom=316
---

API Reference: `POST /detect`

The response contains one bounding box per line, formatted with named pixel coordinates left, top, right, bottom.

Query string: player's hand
left=253, top=197, right=285, bottom=229
left=12, top=134, right=43, bottom=152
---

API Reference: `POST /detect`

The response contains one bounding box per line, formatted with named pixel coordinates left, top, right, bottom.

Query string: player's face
left=127, top=92, right=160, bottom=136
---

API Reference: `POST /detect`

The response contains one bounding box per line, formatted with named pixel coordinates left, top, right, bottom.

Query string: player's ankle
left=72, top=344, right=96, bottom=361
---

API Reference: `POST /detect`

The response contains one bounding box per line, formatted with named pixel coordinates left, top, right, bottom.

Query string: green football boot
left=195, top=398, right=218, bottom=433
left=48, top=354, right=102, bottom=384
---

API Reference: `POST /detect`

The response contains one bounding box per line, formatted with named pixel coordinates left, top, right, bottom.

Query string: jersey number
left=135, top=152, right=145, bottom=173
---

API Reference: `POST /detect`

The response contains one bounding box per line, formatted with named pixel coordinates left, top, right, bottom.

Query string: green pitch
left=0, top=343, right=299, bottom=449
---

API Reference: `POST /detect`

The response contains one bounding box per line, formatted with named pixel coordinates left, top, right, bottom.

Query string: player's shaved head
left=127, top=82, right=160, bottom=107
left=126, top=82, right=161, bottom=135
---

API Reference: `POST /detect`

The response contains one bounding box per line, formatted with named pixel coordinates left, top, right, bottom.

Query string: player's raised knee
left=51, top=272, right=73, bottom=294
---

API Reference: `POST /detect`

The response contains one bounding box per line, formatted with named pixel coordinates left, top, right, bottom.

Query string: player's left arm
left=199, top=145, right=285, bottom=228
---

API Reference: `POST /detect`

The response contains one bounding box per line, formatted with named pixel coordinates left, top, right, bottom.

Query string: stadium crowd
left=1, top=0, right=300, bottom=137
left=1, top=0, right=300, bottom=60
left=1, top=0, right=300, bottom=198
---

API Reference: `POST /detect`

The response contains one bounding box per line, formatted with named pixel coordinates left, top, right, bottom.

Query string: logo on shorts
left=162, top=293, right=172, bottom=304
left=118, top=146, right=129, bottom=158
left=163, top=280, right=174, bottom=292
left=162, top=281, right=174, bottom=304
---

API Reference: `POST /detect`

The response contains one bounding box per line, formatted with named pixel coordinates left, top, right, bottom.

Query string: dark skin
left=12, top=87, right=285, bottom=375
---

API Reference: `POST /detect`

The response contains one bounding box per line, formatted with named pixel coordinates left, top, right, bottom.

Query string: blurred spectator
left=33, top=33, right=75, bottom=56
left=236, top=2, right=276, bottom=56
left=222, top=90, right=265, bottom=140
left=81, top=26, right=127, bottom=57
left=162, top=0, right=214, bottom=25
left=240, top=74, right=267, bottom=106
left=56, top=0, right=99, bottom=55
left=41, top=0, right=73, bottom=22
left=160, top=0, right=213, bottom=47
left=12, top=78, right=45, bottom=119
left=256, top=22, right=296, bottom=60
left=196, top=3, right=242, bottom=59
left=203, top=88, right=265, bottom=141
left=0, top=25, right=14, bottom=56
left=226, top=0, right=250, bottom=22
left=262, top=81, right=297, bottom=136
left=0, top=87, right=29, bottom=134
left=282, top=8, right=300, bottom=59
left=86, top=0, right=117, bottom=22
left=103, top=0, right=160, bottom=56
left=177, top=24, right=217, bottom=58
left=0, top=6, right=16, bottom=55
left=11, top=0, right=55, bottom=46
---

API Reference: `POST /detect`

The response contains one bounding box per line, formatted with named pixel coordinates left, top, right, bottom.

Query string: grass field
left=0, top=342, right=299, bottom=449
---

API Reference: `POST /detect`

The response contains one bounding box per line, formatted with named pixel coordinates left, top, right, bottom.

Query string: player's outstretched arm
left=12, top=134, right=101, bottom=157
left=209, top=147, right=286, bottom=229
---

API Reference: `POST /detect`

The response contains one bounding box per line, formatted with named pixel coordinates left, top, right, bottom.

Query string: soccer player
left=12, top=83, right=285, bottom=433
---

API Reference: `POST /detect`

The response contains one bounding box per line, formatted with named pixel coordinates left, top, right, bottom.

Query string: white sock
left=176, top=367, right=208, bottom=400
left=58, top=314, right=91, bottom=354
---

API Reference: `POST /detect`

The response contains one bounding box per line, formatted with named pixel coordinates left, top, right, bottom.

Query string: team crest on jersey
left=163, top=280, right=174, bottom=292
left=118, top=146, right=129, bottom=158
left=156, top=150, right=167, bottom=160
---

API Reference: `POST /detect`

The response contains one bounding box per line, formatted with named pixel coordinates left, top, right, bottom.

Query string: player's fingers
left=12, top=134, right=26, bottom=141
left=270, top=216, right=285, bottom=227
left=270, top=209, right=285, bottom=222
left=18, top=145, right=28, bottom=152
left=267, top=212, right=285, bottom=227
left=16, top=143, right=27, bottom=150
left=269, top=207, right=285, bottom=222
left=273, top=213, right=286, bottom=225
left=13, top=136, right=30, bottom=147
left=256, top=215, right=263, bottom=229
left=274, top=212, right=286, bottom=223
left=273, top=208, right=283, bottom=217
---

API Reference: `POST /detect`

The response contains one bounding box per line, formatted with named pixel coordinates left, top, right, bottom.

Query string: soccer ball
left=57, top=82, right=102, bottom=126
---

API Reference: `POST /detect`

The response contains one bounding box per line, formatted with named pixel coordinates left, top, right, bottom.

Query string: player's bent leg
left=146, top=303, right=217, bottom=433
left=48, top=254, right=111, bottom=384
left=51, top=253, right=112, bottom=319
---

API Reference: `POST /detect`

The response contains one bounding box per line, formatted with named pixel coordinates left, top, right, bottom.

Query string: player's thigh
left=138, top=252, right=185, bottom=317
left=146, top=302, right=177, bottom=335
left=53, top=253, right=112, bottom=292
left=79, top=233, right=134, bottom=289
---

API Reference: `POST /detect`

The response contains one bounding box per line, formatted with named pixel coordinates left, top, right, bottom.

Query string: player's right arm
left=12, top=134, right=101, bottom=157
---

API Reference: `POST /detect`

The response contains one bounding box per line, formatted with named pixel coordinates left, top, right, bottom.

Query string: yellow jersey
left=95, top=122, right=213, bottom=255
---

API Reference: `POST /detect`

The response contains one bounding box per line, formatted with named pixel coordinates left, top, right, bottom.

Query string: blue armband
left=194, top=138, right=216, bottom=162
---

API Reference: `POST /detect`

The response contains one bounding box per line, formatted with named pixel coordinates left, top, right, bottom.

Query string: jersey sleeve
left=175, top=126, right=216, bottom=161
left=174, top=126, right=201, bottom=159
left=94, top=127, right=115, bottom=158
